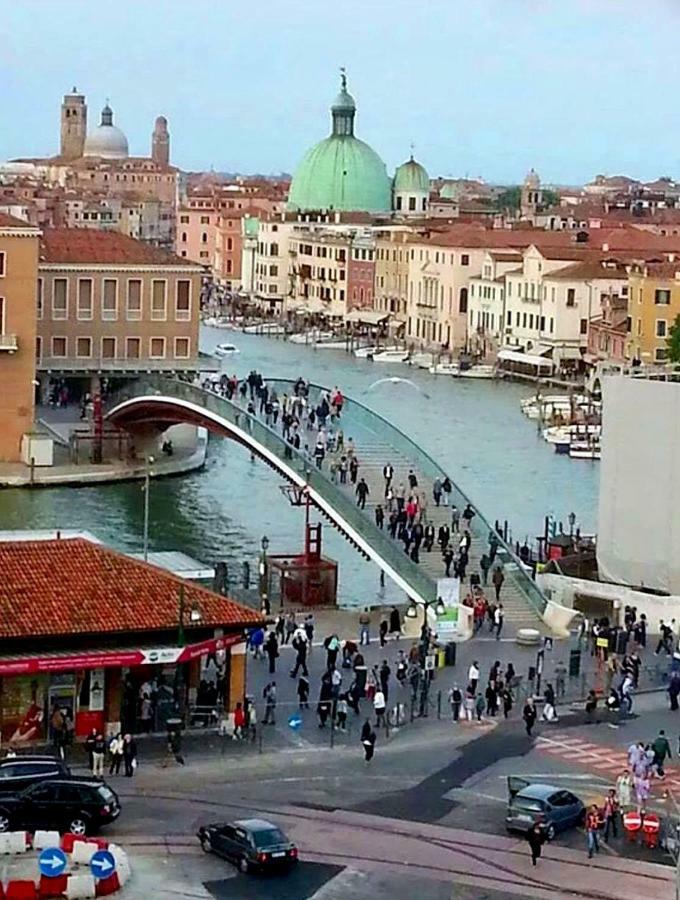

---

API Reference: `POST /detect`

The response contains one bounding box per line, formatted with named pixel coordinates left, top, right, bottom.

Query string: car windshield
left=98, top=786, right=115, bottom=802
left=252, top=828, right=287, bottom=848
left=512, top=798, right=545, bottom=812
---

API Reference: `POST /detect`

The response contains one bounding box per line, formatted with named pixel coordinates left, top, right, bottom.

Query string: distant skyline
left=3, top=0, right=680, bottom=184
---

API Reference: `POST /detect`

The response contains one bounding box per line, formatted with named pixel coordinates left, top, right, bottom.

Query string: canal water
left=0, top=327, right=598, bottom=606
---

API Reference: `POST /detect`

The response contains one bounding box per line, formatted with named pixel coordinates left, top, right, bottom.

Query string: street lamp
left=142, top=455, right=155, bottom=562
left=405, top=597, right=446, bottom=624
left=568, top=511, right=576, bottom=538
left=259, top=535, right=270, bottom=615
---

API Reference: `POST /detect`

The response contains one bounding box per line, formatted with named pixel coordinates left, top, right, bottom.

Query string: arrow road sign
left=38, top=847, right=67, bottom=878
left=90, top=849, right=116, bottom=879
left=288, top=713, right=302, bottom=730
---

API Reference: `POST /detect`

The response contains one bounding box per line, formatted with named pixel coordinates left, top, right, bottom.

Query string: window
left=655, top=289, right=671, bottom=305
left=51, top=336, right=67, bottom=357
left=458, top=288, right=468, bottom=314
left=174, top=337, right=190, bottom=358
left=175, top=280, right=191, bottom=321
left=102, top=279, right=117, bottom=320
left=656, top=320, right=668, bottom=338
left=179, top=215, right=189, bottom=224
left=227, top=237, right=233, bottom=251
left=101, top=337, right=116, bottom=359
left=181, top=232, right=187, bottom=242
left=656, top=347, right=668, bottom=361
left=461, top=254, right=470, bottom=266
left=0, top=252, right=5, bottom=277
left=507, top=310, right=512, bottom=326
left=580, top=318, right=588, bottom=335
left=76, top=337, right=92, bottom=358
left=566, top=288, right=576, bottom=307
left=201, top=232, right=208, bottom=243
left=52, top=278, right=68, bottom=320
left=151, top=280, right=166, bottom=320
left=150, top=337, right=166, bottom=358
left=37, top=278, right=43, bottom=319
left=271, top=242, right=279, bottom=256
left=200, top=215, right=210, bottom=224
left=226, top=259, right=233, bottom=274
left=522, top=313, right=527, bottom=328
left=126, top=279, right=142, bottom=320
left=36, top=335, right=42, bottom=361
left=408, top=197, right=416, bottom=211
left=77, top=279, right=93, bottom=320
left=126, top=337, right=141, bottom=359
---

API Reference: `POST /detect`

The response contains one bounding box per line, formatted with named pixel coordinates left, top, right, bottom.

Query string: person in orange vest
left=585, top=804, right=601, bottom=858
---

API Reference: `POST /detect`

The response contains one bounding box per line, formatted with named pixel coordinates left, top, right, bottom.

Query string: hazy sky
left=3, top=0, right=680, bottom=184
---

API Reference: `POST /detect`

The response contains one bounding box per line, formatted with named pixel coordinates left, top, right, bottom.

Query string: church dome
left=524, top=168, right=540, bottom=188
left=394, top=156, right=430, bottom=194
left=288, top=75, right=392, bottom=214
left=83, top=104, right=129, bottom=160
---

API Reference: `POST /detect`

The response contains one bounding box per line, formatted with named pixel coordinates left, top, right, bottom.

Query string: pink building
left=587, top=293, right=629, bottom=363
left=347, top=239, right=375, bottom=310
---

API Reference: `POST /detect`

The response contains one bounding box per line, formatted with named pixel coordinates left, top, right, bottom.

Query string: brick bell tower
left=60, top=88, right=87, bottom=160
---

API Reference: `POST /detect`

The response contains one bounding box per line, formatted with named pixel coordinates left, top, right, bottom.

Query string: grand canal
left=0, top=328, right=599, bottom=605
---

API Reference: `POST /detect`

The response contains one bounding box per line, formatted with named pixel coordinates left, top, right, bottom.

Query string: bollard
left=258, top=726, right=263, bottom=754
left=437, top=690, right=442, bottom=719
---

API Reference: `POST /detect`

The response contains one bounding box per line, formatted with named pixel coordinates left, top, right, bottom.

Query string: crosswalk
left=535, top=731, right=680, bottom=792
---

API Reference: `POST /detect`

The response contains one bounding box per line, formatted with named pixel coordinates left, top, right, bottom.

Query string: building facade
left=627, top=261, right=680, bottom=364
left=0, top=214, right=40, bottom=462
left=37, top=229, right=202, bottom=391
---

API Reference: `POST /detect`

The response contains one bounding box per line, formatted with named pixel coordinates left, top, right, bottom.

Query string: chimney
left=602, top=242, right=609, bottom=252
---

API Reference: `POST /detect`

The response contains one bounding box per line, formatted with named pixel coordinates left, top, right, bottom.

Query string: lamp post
left=176, top=585, right=202, bottom=720
left=568, top=511, right=576, bottom=538
left=259, top=535, right=270, bottom=615
left=142, top=455, right=155, bottom=562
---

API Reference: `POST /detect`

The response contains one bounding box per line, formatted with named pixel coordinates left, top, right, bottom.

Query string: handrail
left=106, top=375, right=437, bottom=606
left=263, top=378, right=547, bottom=617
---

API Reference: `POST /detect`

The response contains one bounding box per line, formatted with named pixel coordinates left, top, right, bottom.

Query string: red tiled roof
left=39, top=228, right=199, bottom=267
left=0, top=539, right=263, bottom=639
left=0, top=212, right=35, bottom=228
left=543, top=259, right=630, bottom=280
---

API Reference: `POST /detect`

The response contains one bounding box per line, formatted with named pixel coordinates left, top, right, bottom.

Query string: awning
left=0, top=634, right=243, bottom=677
left=497, top=349, right=555, bottom=369
left=556, top=346, right=585, bottom=361
left=345, top=310, right=390, bottom=325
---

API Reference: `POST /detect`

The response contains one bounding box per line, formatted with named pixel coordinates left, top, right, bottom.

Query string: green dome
left=288, top=74, right=392, bottom=214
left=394, top=156, right=429, bottom=193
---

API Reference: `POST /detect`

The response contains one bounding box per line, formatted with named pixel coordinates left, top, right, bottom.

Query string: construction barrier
left=33, top=832, right=61, bottom=852
left=38, top=874, right=68, bottom=898
left=65, top=874, right=96, bottom=899
left=5, top=883, right=37, bottom=900
left=94, top=874, right=120, bottom=897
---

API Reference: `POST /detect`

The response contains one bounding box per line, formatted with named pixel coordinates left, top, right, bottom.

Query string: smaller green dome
left=332, top=88, right=356, bottom=112
left=394, top=156, right=430, bottom=193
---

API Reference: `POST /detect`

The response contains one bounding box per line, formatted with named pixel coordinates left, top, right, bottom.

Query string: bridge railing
left=264, top=379, right=548, bottom=619
left=107, top=375, right=438, bottom=606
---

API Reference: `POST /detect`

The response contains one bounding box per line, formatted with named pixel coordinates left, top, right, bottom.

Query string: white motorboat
left=543, top=423, right=601, bottom=445
left=370, top=349, right=410, bottom=363
left=459, top=365, right=496, bottom=379
left=409, top=352, right=435, bottom=369
left=354, top=345, right=401, bottom=359
left=213, top=342, right=240, bottom=357
left=203, top=316, right=236, bottom=329
left=289, top=330, right=334, bottom=345
left=429, top=362, right=461, bottom=377
left=313, top=340, right=350, bottom=350
left=243, top=322, right=286, bottom=335
left=569, top=440, right=601, bottom=460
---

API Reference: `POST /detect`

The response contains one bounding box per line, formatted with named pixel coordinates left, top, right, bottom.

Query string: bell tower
left=151, top=115, right=170, bottom=167
left=60, top=88, right=87, bottom=160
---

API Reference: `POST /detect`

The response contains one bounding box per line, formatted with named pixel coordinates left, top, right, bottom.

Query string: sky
left=2, top=0, right=680, bottom=185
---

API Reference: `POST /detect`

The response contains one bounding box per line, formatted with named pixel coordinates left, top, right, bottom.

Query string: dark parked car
left=0, top=777, right=120, bottom=835
left=197, top=818, right=298, bottom=872
left=506, top=777, right=585, bottom=840
left=0, top=756, right=71, bottom=795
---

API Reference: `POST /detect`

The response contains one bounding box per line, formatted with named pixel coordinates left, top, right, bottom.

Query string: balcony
left=0, top=334, right=18, bottom=353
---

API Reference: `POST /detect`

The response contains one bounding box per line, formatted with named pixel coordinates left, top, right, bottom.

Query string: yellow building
left=627, top=261, right=680, bottom=363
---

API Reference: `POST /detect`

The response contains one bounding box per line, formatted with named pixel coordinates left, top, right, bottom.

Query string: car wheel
left=238, top=856, right=250, bottom=874
left=0, top=813, right=10, bottom=833
left=200, top=837, right=211, bottom=853
left=546, top=824, right=556, bottom=841
left=68, top=817, right=89, bottom=836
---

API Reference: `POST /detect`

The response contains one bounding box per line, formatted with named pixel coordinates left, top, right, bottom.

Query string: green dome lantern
left=288, top=72, right=392, bottom=214
left=394, top=156, right=430, bottom=194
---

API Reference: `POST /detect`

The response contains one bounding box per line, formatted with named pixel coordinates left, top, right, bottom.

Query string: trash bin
left=569, top=648, right=581, bottom=677
left=436, top=647, right=447, bottom=669
left=445, top=641, right=457, bottom=667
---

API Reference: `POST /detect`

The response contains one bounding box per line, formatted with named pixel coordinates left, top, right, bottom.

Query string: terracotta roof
left=39, top=228, right=199, bottom=267
left=0, top=212, right=35, bottom=228
left=629, top=261, right=680, bottom=279
left=543, top=259, right=630, bottom=281
left=488, top=251, right=522, bottom=261
left=0, top=539, right=263, bottom=640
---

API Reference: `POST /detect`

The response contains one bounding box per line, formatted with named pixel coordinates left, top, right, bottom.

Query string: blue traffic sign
left=288, top=713, right=302, bottom=730
left=90, top=849, right=116, bottom=880
left=39, top=847, right=67, bottom=878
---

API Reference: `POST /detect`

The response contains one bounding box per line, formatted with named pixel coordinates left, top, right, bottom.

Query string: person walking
left=379, top=617, right=389, bottom=648
left=290, top=631, right=309, bottom=677
left=468, top=661, right=480, bottom=694
left=262, top=682, right=277, bottom=725
left=283, top=612, right=296, bottom=645
left=389, top=605, right=401, bottom=638
left=374, top=505, right=385, bottom=529
left=432, top=478, right=443, bottom=507
left=451, top=504, right=460, bottom=533
left=122, top=733, right=137, bottom=776
left=359, top=608, right=371, bottom=646
left=108, top=733, right=124, bottom=775
left=449, top=685, right=462, bottom=722
left=382, top=463, right=394, bottom=496
left=585, top=804, right=601, bottom=858
left=479, top=553, right=491, bottom=586
left=85, top=728, right=97, bottom=772
left=474, top=692, right=485, bottom=723
left=652, top=729, right=672, bottom=777
left=494, top=603, right=504, bottom=640
left=526, top=822, right=546, bottom=867
left=602, top=789, right=619, bottom=842
left=442, top=476, right=452, bottom=506
left=616, top=769, right=632, bottom=810
left=523, top=698, right=537, bottom=736
left=373, top=688, right=386, bottom=728
left=233, top=702, right=246, bottom=739
left=356, top=477, right=369, bottom=509
left=349, top=456, right=359, bottom=485
left=297, top=674, right=310, bottom=709
left=91, top=732, right=105, bottom=777
left=492, top=566, right=505, bottom=602
left=265, top=631, right=279, bottom=675
left=361, top=720, right=376, bottom=762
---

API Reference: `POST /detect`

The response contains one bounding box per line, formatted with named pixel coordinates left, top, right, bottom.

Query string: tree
left=541, top=189, right=560, bottom=209
left=667, top=314, right=680, bottom=363
left=494, top=187, right=521, bottom=213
